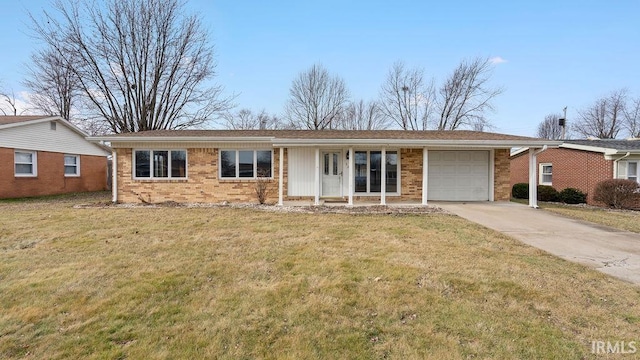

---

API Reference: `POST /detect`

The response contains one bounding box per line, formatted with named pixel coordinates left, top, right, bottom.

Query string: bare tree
left=573, top=89, right=626, bottom=139
left=435, top=56, right=504, bottom=130
left=623, top=96, right=640, bottom=138
left=335, top=99, right=389, bottom=130
left=23, top=46, right=79, bottom=120
left=0, top=89, right=19, bottom=116
left=222, top=108, right=281, bottom=130
left=536, top=113, right=564, bottom=139
left=284, top=64, right=349, bottom=130
left=379, top=61, right=435, bottom=130
left=30, top=0, right=232, bottom=133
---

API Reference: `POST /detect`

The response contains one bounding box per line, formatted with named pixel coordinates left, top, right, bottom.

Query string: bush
left=537, top=185, right=559, bottom=202
left=593, top=179, right=640, bottom=209
left=559, top=188, right=587, bottom=204
left=512, top=183, right=529, bottom=199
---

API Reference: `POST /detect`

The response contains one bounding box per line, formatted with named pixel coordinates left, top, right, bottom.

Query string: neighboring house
left=93, top=129, right=558, bottom=206
left=0, top=116, right=111, bottom=199
left=510, top=139, right=640, bottom=204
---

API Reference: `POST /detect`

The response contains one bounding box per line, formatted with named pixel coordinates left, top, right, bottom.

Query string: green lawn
left=1, top=194, right=639, bottom=359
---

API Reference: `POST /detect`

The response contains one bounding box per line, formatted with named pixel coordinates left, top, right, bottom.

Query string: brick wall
left=494, top=149, right=511, bottom=201
left=510, top=148, right=612, bottom=204
left=0, top=147, right=108, bottom=199
left=116, top=148, right=282, bottom=204
left=400, top=148, right=423, bottom=200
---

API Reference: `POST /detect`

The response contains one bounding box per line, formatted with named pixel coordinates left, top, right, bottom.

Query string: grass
left=512, top=198, right=640, bottom=233
left=1, top=194, right=639, bottom=359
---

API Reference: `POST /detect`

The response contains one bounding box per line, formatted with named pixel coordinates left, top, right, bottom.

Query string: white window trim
left=132, top=149, right=188, bottom=180
left=625, top=160, right=639, bottom=183
left=539, top=163, right=552, bottom=186
left=219, top=149, right=274, bottom=180
left=353, top=150, right=401, bottom=196
left=15, top=150, right=37, bottom=177
left=64, top=154, right=81, bottom=177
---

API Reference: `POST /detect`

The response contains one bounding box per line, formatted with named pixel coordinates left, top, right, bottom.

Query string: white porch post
left=314, top=147, right=320, bottom=206
left=348, top=147, right=354, bottom=206
left=381, top=148, right=386, bottom=205
left=111, top=149, right=118, bottom=203
left=278, top=147, right=284, bottom=206
left=422, top=148, right=428, bottom=205
left=528, top=148, right=538, bottom=208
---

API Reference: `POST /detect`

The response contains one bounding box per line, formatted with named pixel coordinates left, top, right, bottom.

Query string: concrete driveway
left=435, top=201, right=640, bottom=285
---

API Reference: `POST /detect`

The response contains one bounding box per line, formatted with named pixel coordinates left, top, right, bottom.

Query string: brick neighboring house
left=91, top=129, right=558, bottom=205
left=0, top=116, right=111, bottom=199
left=510, top=139, right=640, bottom=204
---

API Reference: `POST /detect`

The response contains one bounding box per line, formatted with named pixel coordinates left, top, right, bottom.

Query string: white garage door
left=428, top=151, right=490, bottom=201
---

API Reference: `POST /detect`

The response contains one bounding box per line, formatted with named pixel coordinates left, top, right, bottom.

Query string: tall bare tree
left=379, top=61, right=435, bottom=130
left=573, top=89, right=626, bottom=139
left=30, top=0, right=232, bottom=133
left=23, top=46, right=78, bottom=120
left=536, top=113, right=564, bottom=139
left=284, top=64, right=349, bottom=130
left=0, top=89, right=19, bottom=116
left=222, top=108, right=281, bottom=130
left=623, top=96, right=640, bottom=138
left=335, top=99, right=389, bottom=130
left=435, top=57, right=504, bottom=130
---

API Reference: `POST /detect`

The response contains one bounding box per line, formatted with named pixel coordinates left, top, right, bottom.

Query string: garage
left=428, top=151, right=490, bottom=201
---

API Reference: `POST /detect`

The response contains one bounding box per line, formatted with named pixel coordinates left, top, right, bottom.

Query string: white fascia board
left=510, top=147, right=529, bottom=156
left=604, top=150, right=640, bottom=160
left=89, top=136, right=275, bottom=143
left=272, top=139, right=560, bottom=148
left=559, top=143, right=611, bottom=154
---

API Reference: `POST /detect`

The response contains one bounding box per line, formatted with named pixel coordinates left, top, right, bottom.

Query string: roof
left=92, top=129, right=559, bottom=148
left=0, top=115, right=54, bottom=125
left=510, top=138, right=640, bottom=158
left=563, top=139, right=640, bottom=151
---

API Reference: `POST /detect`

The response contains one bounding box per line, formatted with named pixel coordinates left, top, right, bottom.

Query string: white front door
left=322, top=151, right=342, bottom=197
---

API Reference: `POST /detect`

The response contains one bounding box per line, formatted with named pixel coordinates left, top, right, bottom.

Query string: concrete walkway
left=435, top=201, right=640, bottom=285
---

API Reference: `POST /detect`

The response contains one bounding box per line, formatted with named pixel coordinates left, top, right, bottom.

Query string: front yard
left=1, top=194, right=639, bottom=359
left=542, top=203, right=640, bottom=233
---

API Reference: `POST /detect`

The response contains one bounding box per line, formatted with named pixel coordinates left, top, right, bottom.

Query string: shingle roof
left=107, top=129, right=543, bottom=141
left=564, top=139, right=640, bottom=151
left=0, top=115, right=53, bottom=125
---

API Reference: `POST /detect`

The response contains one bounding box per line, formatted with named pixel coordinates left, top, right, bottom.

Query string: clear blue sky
left=1, top=0, right=639, bottom=136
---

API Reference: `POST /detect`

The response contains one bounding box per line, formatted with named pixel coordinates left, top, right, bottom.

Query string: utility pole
left=558, top=106, right=568, bottom=140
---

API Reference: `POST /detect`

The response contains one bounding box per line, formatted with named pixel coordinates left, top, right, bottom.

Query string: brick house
left=510, top=139, right=640, bottom=204
left=93, top=129, right=557, bottom=205
left=0, top=116, right=110, bottom=199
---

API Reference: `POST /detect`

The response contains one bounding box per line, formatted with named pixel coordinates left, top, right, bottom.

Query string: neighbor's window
left=133, top=150, right=187, bottom=179
left=220, top=150, right=272, bottom=178
left=620, top=161, right=639, bottom=183
left=15, top=150, right=37, bottom=177
left=540, top=163, right=552, bottom=185
left=354, top=150, right=398, bottom=193
left=64, top=155, right=80, bottom=176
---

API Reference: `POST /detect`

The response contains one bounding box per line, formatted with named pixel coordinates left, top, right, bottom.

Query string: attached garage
left=428, top=150, right=490, bottom=201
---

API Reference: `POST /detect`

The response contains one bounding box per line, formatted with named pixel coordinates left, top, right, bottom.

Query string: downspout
left=529, top=145, right=548, bottom=208
left=613, top=152, right=631, bottom=179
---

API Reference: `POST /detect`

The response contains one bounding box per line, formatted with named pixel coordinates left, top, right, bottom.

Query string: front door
left=322, top=151, right=342, bottom=197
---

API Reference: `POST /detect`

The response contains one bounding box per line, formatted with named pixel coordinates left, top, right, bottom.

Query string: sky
left=0, top=0, right=639, bottom=137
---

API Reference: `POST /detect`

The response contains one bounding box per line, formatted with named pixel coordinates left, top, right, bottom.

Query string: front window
left=64, top=155, right=80, bottom=176
left=134, top=150, right=187, bottom=179
left=220, top=150, right=273, bottom=179
left=15, top=150, right=37, bottom=177
left=540, top=163, right=552, bottom=185
left=355, top=150, right=398, bottom=193
left=626, top=161, right=638, bottom=183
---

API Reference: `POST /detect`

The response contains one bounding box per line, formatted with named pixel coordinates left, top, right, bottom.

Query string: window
left=619, top=161, right=639, bottom=183
left=539, top=163, right=552, bottom=185
left=15, top=150, right=37, bottom=177
left=220, top=150, right=272, bottom=178
left=64, top=155, right=80, bottom=176
left=354, top=150, right=398, bottom=193
left=133, top=150, right=187, bottom=179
